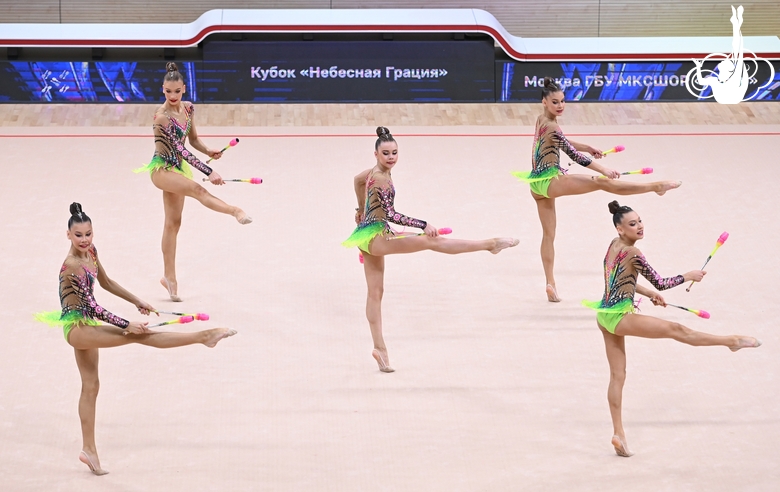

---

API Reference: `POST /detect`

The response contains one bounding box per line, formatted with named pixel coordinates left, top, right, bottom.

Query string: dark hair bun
left=540, top=77, right=563, bottom=99
left=67, top=202, right=91, bottom=228
left=166, top=62, right=179, bottom=73
left=376, top=126, right=391, bottom=137
left=69, top=202, right=83, bottom=216
left=608, top=200, right=621, bottom=215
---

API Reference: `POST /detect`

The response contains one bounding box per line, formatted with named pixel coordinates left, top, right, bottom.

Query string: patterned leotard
left=343, top=170, right=427, bottom=253
left=583, top=238, right=685, bottom=313
left=153, top=103, right=212, bottom=176
left=527, top=116, right=592, bottom=180
left=135, top=102, right=212, bottom=177
left=57, top=245, right=129, bottom=330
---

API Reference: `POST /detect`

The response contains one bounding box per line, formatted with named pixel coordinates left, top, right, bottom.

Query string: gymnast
left=135, top=62, right=251, bottom=302
left=513, top=77, right=682, bottom=302
left=36, top=203, right=236, bottom=475
left=583, top=200, right=761, bottom=457
left=344, top=127, right=519, bottom=373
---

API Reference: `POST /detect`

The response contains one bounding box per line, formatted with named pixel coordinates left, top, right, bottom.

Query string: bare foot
left=546, top=284, right=561, bottom=302
left=490, top=237, right=520, bottom=255
left=160, top=277, right=182, bottom=302
left=730, top=337, right=762, bottom=352
left=79, top=450, right=108, bottom=475
left=203, top=328, right=237, bottom=348
left=234, top=208, right=253, bottom=225
left=611, top=435, right=634, bottom=457
left=656, top=180, right=682, bottom=196
left=372, top=349, right=395, bottom=373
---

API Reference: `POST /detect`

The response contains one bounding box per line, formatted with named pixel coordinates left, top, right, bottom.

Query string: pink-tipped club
left=614, top=145, right=625, bottom=153
left=195, top=313, right=210, bottom=321
left=698, top=310, right=711, bottom=319
left=229, top=138, right=240, bottom=146
left=438, top=228, right=453, bottom=235
left=180, top=315, right=195, bottom=324
left=640, top=167, right=653, bottom=174
left=717, top=232, right=729, bottom=245
left=250, top=177, right=263, bottom=184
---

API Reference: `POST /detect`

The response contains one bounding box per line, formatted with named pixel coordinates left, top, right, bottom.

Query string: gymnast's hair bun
left=67, top=202, right=91, bottom=228
left=543, top=77, right=558, bottom=89
left=374, top=126, right=396, bottom=149
left=608, top=200, right=634, bottom=226
left=166, top=62, right=179, bottom=73
left=541, top=77, right=563, bottom=99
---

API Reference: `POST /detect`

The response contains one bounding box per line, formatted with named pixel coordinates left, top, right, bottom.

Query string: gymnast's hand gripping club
left=205, top=138, right=239, bottom=163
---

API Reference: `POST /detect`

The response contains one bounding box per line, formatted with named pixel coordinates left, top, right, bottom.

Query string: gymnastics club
left=666, top=304, right=710, bottom=319
left=202, top=177, right=263, bottom=184
left=598, top=168, right=653, bottom=178
left=389, top=228, right=453, bottom=240
left=602, top=145, right=625, bottom=155
left=146, top=315, right=195, bottom=328
left=205, top=138, right=239, bottom=163
left=686, top=232, right=729, bottom=292
left=154, top=310, right=210, bottom=321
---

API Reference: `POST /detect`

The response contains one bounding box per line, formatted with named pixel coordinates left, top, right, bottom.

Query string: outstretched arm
left=568, top=139, right=604, bottom=158
left=95, top=255, right=155, bottom=315
left=551, top=130, right=594, bottom=167
left=630, top=252, right=684, bottom=291
left=186, top=104, right=221, bottom=160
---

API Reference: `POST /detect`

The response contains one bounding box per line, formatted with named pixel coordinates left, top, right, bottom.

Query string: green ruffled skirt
left=134, top=156, right=193, bottom=180
left=511, top=167, right=562, bottom=198
left=34, top=310, right=99, bottom=341
left=342, top=222, right=385, bottom=254
left=581, top=298, right=635, bottom=334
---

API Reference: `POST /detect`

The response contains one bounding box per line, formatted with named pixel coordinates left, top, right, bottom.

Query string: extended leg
left=368, top=234, right=517, bottom=256
left=68, top=324, right=237, bottom=351
left=615, top=313, right=760, bottom=351
left=547, top=174, right=680, bottom=199
left=151, top=170, right=251, bottom=223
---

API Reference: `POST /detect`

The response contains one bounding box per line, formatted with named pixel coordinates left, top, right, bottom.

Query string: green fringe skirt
left=134, top=156, right=193, bottom=180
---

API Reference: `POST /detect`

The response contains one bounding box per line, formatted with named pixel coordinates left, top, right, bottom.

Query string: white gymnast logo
left=685, top=5, right=775, bottom=104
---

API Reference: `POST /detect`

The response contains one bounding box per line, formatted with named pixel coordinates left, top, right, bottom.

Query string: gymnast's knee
left=164, top=215, right=182, bottom=230
left=668, top=322, right=690, bottom=340
left=81, top=377, right=100, bottom=398
left=611, top=367, right=626, bottom=385
left=367, top=285, right=384, bottom=302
